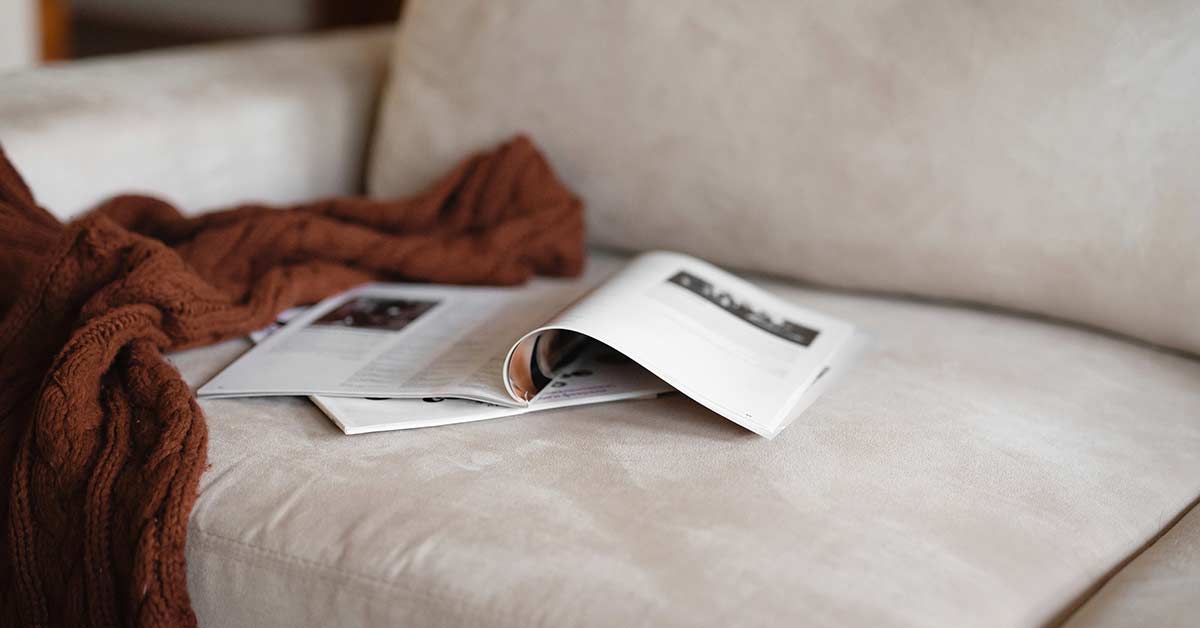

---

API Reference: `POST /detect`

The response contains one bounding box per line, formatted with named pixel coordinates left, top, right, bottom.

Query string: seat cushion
left=175, top=260, right=1200, bottom=627
left=1063, top=502, right=1200, bottom=628
left=369, top=0, right=1200, bottom=355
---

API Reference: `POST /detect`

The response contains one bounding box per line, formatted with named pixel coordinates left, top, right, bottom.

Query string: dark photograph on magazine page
left=313, top=297, right=439, bottom=332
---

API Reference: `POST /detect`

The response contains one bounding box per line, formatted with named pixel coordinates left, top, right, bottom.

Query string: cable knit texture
left=0, top=135, right=584, bottom=627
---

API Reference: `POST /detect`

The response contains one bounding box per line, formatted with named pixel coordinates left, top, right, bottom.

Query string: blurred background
left=0, top=0, right=403, bottom=71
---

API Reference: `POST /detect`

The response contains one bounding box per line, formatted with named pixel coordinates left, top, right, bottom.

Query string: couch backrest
left=369, top=1, right=1200, bottom=355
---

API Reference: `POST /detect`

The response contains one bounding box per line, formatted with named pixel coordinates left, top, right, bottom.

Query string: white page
left=314, top=343, right=673, bottom=434
left=313, top=396, right=521, bottom=434
left=243, top=306, right=515, bottom=433
left=773, top=330, right=871, bottom=432
left=198, top=259, right=621, bottom=404
left=247, top=302, right=673, bottom=434
left=505, top=251, right=856, bottom=438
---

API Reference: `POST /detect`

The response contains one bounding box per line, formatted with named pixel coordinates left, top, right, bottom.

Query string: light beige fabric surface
left=0, top=26, right=392, bottom=220
left=369, top=0, right=1200, bottom=356
left=175, top=254, right=1200, bottom=628
left=0, top=0, right=37, bottom=72
left=1065, top=503, right=1200, bottom=628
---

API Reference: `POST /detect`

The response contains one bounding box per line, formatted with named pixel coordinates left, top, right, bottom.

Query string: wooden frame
left=39, top=0, right=70, bottom=61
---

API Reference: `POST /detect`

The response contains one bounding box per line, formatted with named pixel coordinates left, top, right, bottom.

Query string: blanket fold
left=0, top=135, right=584, bottom=627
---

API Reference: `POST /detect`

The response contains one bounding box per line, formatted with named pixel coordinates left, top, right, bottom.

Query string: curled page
left=503, top=252, right=857, bottom=438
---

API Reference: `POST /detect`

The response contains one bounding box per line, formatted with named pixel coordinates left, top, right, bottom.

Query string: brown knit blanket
left=0, top=136, right=584, bottom=627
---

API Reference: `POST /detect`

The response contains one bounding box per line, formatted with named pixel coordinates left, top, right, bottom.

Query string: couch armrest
left=0, top=26, right=393, bottom=220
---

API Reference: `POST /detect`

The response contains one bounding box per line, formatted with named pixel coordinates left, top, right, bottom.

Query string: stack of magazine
left=198, top=251, right=865, bottom=438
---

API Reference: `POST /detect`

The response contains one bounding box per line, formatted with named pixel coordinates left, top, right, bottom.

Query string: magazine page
left=243, top=302, right=672, bottom=434
left=315, top=342, right=673, bottom=435
left=197, top=258, right=622, bottom=405
left=772, top=329, right=870, bottom=432
left=504, top=251, right=857, bottom=438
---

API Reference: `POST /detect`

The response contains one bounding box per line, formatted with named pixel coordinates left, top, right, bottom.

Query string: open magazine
left=199, top=251, right=864, bottom=438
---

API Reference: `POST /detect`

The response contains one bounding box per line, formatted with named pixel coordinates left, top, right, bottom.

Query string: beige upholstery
left=175, top=254, right=1200, bottom=627
left=5, top=23, right=1198, bottom=626
left=370, top=0, right=1200, bottom=356
left=1065, top=503, right=1200, bottom=628
left=0, top=26, right=392, bottom=220
left=0, top=0, right=37, bottom=72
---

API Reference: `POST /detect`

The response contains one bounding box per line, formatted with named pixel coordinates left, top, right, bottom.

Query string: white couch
left=2, top=25, right=1198, bottom=628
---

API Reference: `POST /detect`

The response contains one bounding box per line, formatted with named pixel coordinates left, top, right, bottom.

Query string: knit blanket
left=0, top=136, right=584, bottom=627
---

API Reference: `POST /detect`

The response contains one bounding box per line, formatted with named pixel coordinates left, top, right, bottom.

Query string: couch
left=1, top=12, right=1197, bottom=628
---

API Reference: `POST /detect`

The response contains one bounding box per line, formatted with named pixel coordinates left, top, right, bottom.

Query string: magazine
left=247, top=311, right=672, bottom=434
left=199, top=251, right=864, bottom=438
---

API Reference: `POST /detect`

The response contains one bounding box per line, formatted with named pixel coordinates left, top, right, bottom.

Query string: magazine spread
left=245, top=308, right=669, bottom=434
left=199, top=251, right=862, bottom=438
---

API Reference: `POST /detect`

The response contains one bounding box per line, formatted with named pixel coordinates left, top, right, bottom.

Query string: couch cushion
left=369, top=0, right=1200, bottom=355
left=1063, top=502, right=1200, bottom=628
left=174, top=255, right=1200, bottom=627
